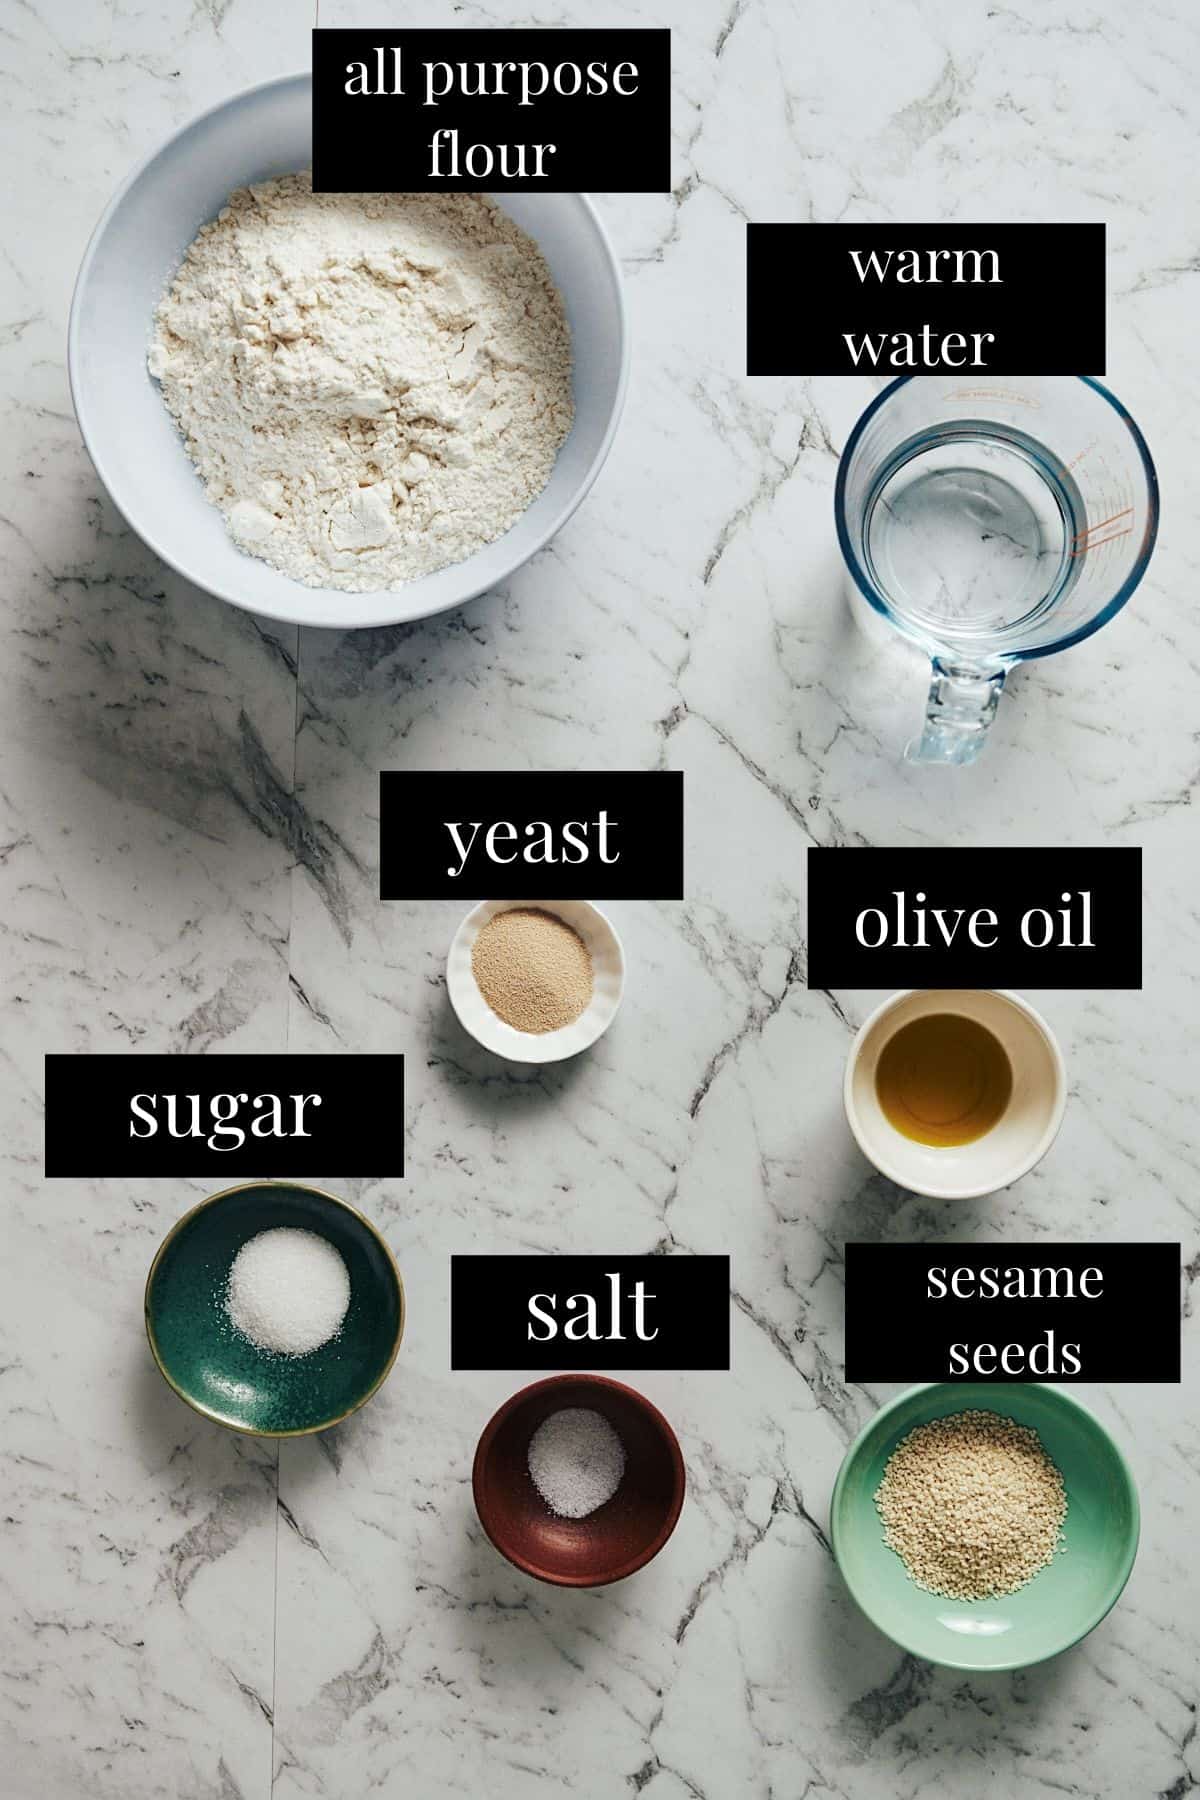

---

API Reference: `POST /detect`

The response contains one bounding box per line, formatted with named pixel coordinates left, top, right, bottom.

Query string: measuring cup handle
left=905, top=659, right=1007, bottom=766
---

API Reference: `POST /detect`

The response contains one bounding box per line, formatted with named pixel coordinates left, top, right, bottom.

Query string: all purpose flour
left=148, top=176, right=573, bottom=592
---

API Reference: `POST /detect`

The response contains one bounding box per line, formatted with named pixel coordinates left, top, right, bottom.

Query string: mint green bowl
left=145, top=1181, right=404, bottom=1437
left=831, top=1383, right=1139, bottom=1671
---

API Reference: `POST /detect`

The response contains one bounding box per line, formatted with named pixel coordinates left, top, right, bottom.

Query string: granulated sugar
left=472, top=907, right=593, bottom=1033
left=224, top=1227, right=351, bottom=1357
left=527, top=1407, right=626, bottom=1518
left=875, top=1408, right=1067, bottom=1600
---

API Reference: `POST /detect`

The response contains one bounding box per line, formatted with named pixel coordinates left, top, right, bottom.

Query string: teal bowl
left=831, top=1383, right=1139, bottom=1671
left=145, top=1181, right=405, bottom=1437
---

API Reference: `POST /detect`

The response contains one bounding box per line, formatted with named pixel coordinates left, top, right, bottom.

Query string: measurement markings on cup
left=1070, top=505, right=1134, bottom=557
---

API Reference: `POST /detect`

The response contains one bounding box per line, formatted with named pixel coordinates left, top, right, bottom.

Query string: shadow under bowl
left=473, top=1374, right=685, bottom=1587
left=145, top=1181, right=404, bottom=1437
left=831, top=1382, right=1139, bottom=1671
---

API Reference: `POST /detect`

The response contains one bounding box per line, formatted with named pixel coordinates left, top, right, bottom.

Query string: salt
left=527, top=1407, right=626, bottom=1519
left=224, top=1227, right=350, bottom=1357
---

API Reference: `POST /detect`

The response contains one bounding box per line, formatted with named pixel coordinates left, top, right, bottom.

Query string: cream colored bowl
left=843, top=989, right=1066, bottom=1200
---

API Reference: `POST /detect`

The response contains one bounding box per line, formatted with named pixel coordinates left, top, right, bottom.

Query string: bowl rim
left=447, top=897, right=626, bottom=1064
left=472, top=1371, right=687, bottom=1587
left=842, top=987, right=1068, bottom=1199
left=144, top=1177, right=406, bottom=1438
left=830, top=1380, right=1141, bottom=1672
left=67, top=69, right=631, bottom=631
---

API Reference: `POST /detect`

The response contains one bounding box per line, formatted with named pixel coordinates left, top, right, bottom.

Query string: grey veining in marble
left=3, top=0, right=1200, bottom=1795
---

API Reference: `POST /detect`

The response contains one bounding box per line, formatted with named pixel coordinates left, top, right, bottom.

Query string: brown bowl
left=472, top=1374, right=686, bottom=1588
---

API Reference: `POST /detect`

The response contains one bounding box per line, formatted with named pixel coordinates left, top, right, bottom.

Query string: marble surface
left=3, top=0, right=1199, bottom=1795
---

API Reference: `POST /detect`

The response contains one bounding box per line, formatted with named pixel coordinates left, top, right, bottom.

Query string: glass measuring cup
left=834, top=376, right=1159, bottom=764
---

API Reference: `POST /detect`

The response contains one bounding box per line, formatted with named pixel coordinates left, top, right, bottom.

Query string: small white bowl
left=843, top=989, right=1066, bottom=1200
left=447, top=900, right=624, bottom=1064
left=68, top=73, right=629, bottom=631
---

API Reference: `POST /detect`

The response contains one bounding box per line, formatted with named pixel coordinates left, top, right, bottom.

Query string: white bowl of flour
left=69, top=73, right=629, bottom=630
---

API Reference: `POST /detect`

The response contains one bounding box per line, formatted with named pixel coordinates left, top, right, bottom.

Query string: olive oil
left=875, top=1013, right=1012, bottom=1148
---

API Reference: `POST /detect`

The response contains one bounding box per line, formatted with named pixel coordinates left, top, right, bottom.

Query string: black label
left=44, top=1055, right=403, bottom=1178
left=312, top=28, right=671, bottom=191
left=845, top=1243, right=1179, bottom=1382
left=747, top=223, right=1106, bottom=375
left=380, top=771, right=684, bottom=900
left=450, top=1255, right=730, bottom=1369
left=806, top=847, right=1140, bottom=989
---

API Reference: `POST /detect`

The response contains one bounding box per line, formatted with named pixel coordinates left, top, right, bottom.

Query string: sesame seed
left=874, top=1409, right=1068, bottom=1601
